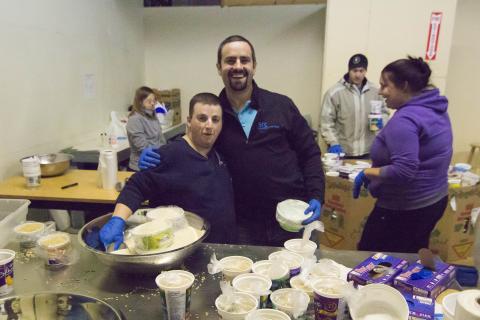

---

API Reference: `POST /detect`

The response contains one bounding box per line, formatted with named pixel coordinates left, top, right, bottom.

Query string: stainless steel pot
left=78, top=212, right=210, bottom=273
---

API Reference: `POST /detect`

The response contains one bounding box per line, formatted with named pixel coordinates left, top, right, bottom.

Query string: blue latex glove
left=377, top=118, right=384, bottom=129
left=302, top=199, right=322, bottom=225
left=353, top=170, right=370, bottom=199
left=138, top=147, right=161, bottom=170
left=328, top=144, right=343, bottom=154
left=99, top=216, right=126, bottom=250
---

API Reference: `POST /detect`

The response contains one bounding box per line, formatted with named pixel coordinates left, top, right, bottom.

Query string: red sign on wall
left=425, top=12, right=443, bottom=61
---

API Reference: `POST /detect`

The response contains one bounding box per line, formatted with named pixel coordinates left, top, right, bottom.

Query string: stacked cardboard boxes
left=319, top=176, right=480, bottom=262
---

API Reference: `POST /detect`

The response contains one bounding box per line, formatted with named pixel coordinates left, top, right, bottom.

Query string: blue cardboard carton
left=403, top=293, right=435, bottom=320
left=347, top=253, right=409, bottom=286
left=394, top=260, right=456, bottom=299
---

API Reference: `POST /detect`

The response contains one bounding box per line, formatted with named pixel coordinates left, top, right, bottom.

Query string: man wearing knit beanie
left=319, top=53, right=389, bottom=158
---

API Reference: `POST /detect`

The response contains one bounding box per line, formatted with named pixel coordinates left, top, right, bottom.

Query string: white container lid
left=146, top=206, right=185, bottom=221
left=276, top=199, right=311, bottom=224
left=155, top=270, right=194, bottom=291
left=252, top=260, right=289, bottom=280
left=131, top=219, right=172, bottom=237
left=326, top=171, right=340, bottom=177
left=268, top=250, right=304, bottom=270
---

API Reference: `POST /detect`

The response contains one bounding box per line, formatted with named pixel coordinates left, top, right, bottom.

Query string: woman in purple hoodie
left=353, top=56, right=453, bottom=253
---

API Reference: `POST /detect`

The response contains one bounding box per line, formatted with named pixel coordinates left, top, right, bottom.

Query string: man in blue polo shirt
left=139, top=36, right=325, bottom=247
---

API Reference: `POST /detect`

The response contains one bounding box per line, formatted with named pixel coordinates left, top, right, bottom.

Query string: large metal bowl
left=38, top=153, right=73, bottom=177
left=78, top=212, right=210, bottom=273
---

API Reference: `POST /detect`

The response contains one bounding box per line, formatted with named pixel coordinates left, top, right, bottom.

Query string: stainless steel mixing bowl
left=78, top=212, right=210, bottom=273
left=38, top=153, right=73, bottom=177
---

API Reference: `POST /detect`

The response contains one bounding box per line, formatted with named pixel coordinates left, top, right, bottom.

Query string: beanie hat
left=348, top=54, right=368, bottom=70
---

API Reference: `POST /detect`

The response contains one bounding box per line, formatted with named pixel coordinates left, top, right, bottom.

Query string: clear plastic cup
left=215, top=292, right=258, bottom=320
left=155, top=270, right=195, bottom=320
left=219, top=256, right=253, bottom=282
left=14, top=221, right=46, bottom=248
left=0, top=249, right=15, bottom=296
left=37, top=232, right=71, bottom=269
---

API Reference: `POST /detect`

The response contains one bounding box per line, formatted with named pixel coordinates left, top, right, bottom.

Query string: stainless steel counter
left=7, top=237, right=418, bottom=319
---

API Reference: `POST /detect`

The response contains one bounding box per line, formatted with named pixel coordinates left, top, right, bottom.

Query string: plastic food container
left=284, top=239, right=317, bottom=257
left=349, top=284, right=409, bottom=320
left=14, top=221, right=45, bottom=248
left=0, top=199, right=30, bottom=248
left=146, top=206, right=187, bottom=230
left=245, top=309, right=290, bottom=320
left=310, top=259, right=342, bottom=278
left=37, top=232, right=72, bottom=269
left=268, top=250, right=304, bottom=277
left=130, top=219, right=174, bottom=252
left=219, top=256, right=254, bottom=282
left=290, top=276, right=314, bottom=300
left=454, top=163, right=472, bottom=173
left=270, top=288, right=309, bottom=318
left=276, top=199, right=311, bottom=232
left=232, top=273, right=272, bottom=309
left=215, top=292, right=258, bottom=320
left=155, top=270, right=195, bottom=320
left=252, top=260, right=290, bottom=290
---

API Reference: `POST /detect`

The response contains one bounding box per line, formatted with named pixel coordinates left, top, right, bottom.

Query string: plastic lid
left=276, top=199, right=311, bottom=224
left=155, top=270, right=194, bottom=291
left=131, top=219, right=172, bottom=237
left=146, top=206, right=185, bottom=221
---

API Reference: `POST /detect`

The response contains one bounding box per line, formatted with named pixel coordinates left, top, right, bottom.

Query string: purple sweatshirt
left=369, top=88, right=453, bottom=210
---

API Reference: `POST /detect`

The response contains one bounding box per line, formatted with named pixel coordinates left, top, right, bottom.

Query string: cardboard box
left=319, top=176, right=480, bottom=262
left=347, top=252, right=408, bottom=286
left=403, top=294, right=435, bottom=320
left=153, top=88, right=182, bottom=126
left=393, top=260, right=456, bottom=299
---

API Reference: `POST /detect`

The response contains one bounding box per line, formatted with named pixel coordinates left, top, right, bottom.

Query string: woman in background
left=127, top=86, right=166, bottom=171
left=353, top=56, right=453, bottom=253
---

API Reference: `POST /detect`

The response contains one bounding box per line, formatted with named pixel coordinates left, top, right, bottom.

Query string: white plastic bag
left=107, top=111, right=127, bottom=146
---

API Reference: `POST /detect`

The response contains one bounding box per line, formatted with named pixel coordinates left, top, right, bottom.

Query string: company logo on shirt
left=258, top=121, right=280, bottom=131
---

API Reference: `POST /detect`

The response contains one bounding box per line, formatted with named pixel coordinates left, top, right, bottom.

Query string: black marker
left=61, top=182, right=79, bottom=189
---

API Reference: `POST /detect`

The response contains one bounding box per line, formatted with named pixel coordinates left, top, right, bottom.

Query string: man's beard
left=228, top=68, right=249, bottom=91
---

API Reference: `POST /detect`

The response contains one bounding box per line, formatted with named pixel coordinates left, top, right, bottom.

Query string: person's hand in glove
left=302, top=199, right=322, bottom=225
left=327, top=144, right=343, bottom=154
left=138, top=147, right=161, bottom=170
left=99, top=216, right=126, bottom=250
left=353, top=170, right=370, bottom=199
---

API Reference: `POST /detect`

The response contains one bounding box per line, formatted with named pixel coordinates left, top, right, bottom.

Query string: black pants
left=235, top=202, right=302, bottom=247
left=358, top=196, right=448, bottom=253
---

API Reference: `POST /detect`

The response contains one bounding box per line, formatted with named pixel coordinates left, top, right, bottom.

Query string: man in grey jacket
left=320, top=54, right=389, bottom=158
